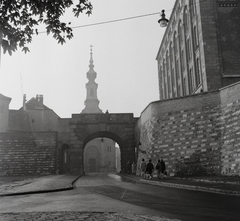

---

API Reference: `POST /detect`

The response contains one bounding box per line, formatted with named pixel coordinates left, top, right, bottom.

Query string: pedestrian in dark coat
left=155, top=159, right=161, bottom=179
left=146, top=159, right=154, bottom=179
left=160, top=159, right=167, bottom=178
left=126, top=161, right=131, bottom=174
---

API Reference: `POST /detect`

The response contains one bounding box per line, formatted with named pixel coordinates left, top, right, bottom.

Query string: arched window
left=163, top=59, right=167, bottom=99
left=193, top=0, right=197, bottom=15
left=159, top=65, right=164, bottom=100
left=170, top=43, right=176, bottom=97
left=166, top=51, right=171, bottom=97
left=178, top=21, right=184, bottom=44
left=187, top=38, right=192, bottom=61
left=188, top=68, right=193, bottom=93
left=183, top=7, right=189, bottom=32
left=193, top=26, right=199, bottom=49
left=196, top=58, right=202, bottom=86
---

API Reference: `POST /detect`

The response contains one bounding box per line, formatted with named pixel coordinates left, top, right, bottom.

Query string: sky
left=0, top=0, right=175, bottom=118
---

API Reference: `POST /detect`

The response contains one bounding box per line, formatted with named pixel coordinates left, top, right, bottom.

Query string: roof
left=0, top=93, right=11, bottom=102
left=19, top=97, right=51, bottom=111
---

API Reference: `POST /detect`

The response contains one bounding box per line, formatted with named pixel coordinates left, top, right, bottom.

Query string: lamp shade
left=158, top=10, right=169, bottom=28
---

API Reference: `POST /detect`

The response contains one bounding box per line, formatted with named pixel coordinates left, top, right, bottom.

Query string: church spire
left=89, top=45, right=94, bottom=70
left=81, top=46, right=103, bottom=114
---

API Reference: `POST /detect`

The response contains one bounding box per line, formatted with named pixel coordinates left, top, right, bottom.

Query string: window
left=183, top=77, right=187, bottom=96
left=181, top=49, right=185, bottom=71
left=187, top=39, right=192, bottom=60
left=159, top=67, right=164, bottom=100
left=183, top=7, right=189, bottom=33
left=168, top=74, right=171, bottom=97
left=176, top=59, right=179, bottom=81
left=193, top=0, right=197, bottom=15
left=163, top=60, right=168, bottom=99
left=196, top=58, right=201, bottom=86
left=193, top=26, right=199, bottom=49
left=174, top=32, right=178, bottom=55
left=189, top=68, right=193, bottom=93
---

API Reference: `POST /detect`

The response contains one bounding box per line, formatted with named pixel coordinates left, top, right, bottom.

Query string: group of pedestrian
left=140, top=158, right=167, bottom=179
left=126, top=161, right=136, bottom=174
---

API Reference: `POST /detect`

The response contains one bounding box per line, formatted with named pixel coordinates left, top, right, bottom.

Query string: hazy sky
left=0, top=0, right=175, bottom=118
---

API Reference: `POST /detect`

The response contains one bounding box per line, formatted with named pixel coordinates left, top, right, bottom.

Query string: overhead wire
left=38, top=0, right=206, bottom=34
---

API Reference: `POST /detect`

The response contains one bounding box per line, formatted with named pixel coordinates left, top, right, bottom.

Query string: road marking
left=120, top=189, right=127, bottom=199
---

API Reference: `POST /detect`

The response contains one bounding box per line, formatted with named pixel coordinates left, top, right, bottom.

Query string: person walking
left=146, top=159, right=154, bottom=179
left=155, top=159, right=161, bottom=179
left=160, top=159, right=167, bottom=178
left=131, top=162, right=136, bottom=174
left=140, top=158, right=147, bottom=178
left=126, top=161, right=131, bottom=174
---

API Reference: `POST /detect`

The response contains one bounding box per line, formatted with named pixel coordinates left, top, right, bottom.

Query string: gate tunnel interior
left=83, top=131, right=133, bottom=174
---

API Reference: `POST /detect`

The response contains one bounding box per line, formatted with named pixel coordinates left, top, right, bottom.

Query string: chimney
left=39, top=95, right=43, bottom=107
left=23, top=94, right=26, bottom=110
left=36, top=94, right=44, bottom=109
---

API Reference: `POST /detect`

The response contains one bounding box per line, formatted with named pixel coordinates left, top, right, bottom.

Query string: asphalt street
left=0, top=173, right=240, bottom=221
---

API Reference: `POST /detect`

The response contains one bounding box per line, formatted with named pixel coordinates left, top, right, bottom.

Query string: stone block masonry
left=137, top=82, right=240, bottom=177
left=220, top=83, right=240, bottom=176
left=0, top=131, right=58, bottom=176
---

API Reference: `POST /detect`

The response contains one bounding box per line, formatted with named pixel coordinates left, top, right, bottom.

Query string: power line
left=38, top=12, right=160, bottom=34
left=71, top=12, right=160, bottom=29
left=38, top=0, right=206, bottom=33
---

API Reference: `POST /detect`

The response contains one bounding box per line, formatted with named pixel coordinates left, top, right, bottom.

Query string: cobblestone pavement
left=0, top=212, right=181, bottom=221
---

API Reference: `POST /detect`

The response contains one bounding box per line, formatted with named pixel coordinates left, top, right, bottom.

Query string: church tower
left=82, top=46, right=103, bottom=114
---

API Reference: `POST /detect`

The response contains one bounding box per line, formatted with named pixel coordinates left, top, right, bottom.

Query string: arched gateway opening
left=84, top=137, right=120, bottom=173
left=68, top=113, right=138, bottom=175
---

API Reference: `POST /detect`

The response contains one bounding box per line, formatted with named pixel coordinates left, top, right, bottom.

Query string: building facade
left=156, top=0, right=240, bottom=100
left=0, top=94, right=11, bottom=132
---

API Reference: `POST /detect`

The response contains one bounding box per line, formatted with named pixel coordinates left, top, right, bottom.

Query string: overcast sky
left=0, top=0, right=175, bottom=118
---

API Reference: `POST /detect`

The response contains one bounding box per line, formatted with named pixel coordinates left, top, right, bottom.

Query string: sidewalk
left=0, top=173, right=240, bottom=197
left=121, top=174, right=240, bottom=196
left=0, top=174, right=80, bottom=196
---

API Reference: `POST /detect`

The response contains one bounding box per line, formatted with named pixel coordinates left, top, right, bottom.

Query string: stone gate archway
left=69, top=113, right=138, bottom=175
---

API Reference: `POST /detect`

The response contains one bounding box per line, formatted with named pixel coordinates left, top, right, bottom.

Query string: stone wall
left=220, top=83, right=240, bottom=175
left=0, top=131, right=58, bottom=176
left=137, top=82, right=240, bottom=177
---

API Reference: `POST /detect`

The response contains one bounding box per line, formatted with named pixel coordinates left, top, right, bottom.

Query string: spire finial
left=90, top=44, right=93, bottom=54
left=89, top=44, right=94, bottom=70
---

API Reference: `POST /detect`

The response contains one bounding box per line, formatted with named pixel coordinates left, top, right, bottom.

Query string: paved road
left=76, top=173, right=240, bottom=221
left=0, top=173, right=240, bottom=220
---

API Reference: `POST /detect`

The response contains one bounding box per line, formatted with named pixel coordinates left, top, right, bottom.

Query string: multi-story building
left=156, top=0, right=240, bottom=100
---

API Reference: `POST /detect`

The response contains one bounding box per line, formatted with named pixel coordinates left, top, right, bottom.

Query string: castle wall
left=0, top=131, right=58, bottom=176
left=220, top=83, right=240, bottom=175
left=137, top=82, right=240, bottom=176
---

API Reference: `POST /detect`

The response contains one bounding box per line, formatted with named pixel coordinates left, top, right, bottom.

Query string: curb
left=140, top=178, right=240, bottom=196
left=120, top=174, right=240, bottom=196
left=0, top=175, right=81, bottom=197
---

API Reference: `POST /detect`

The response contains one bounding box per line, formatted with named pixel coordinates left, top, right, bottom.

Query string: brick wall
left=220, top=83, right=240, bottom=175
left=138, top=82, right=240, bottom=177
left=138, top=91, right=222, bottom=177
left=0, top=131, right=58, bottom=176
